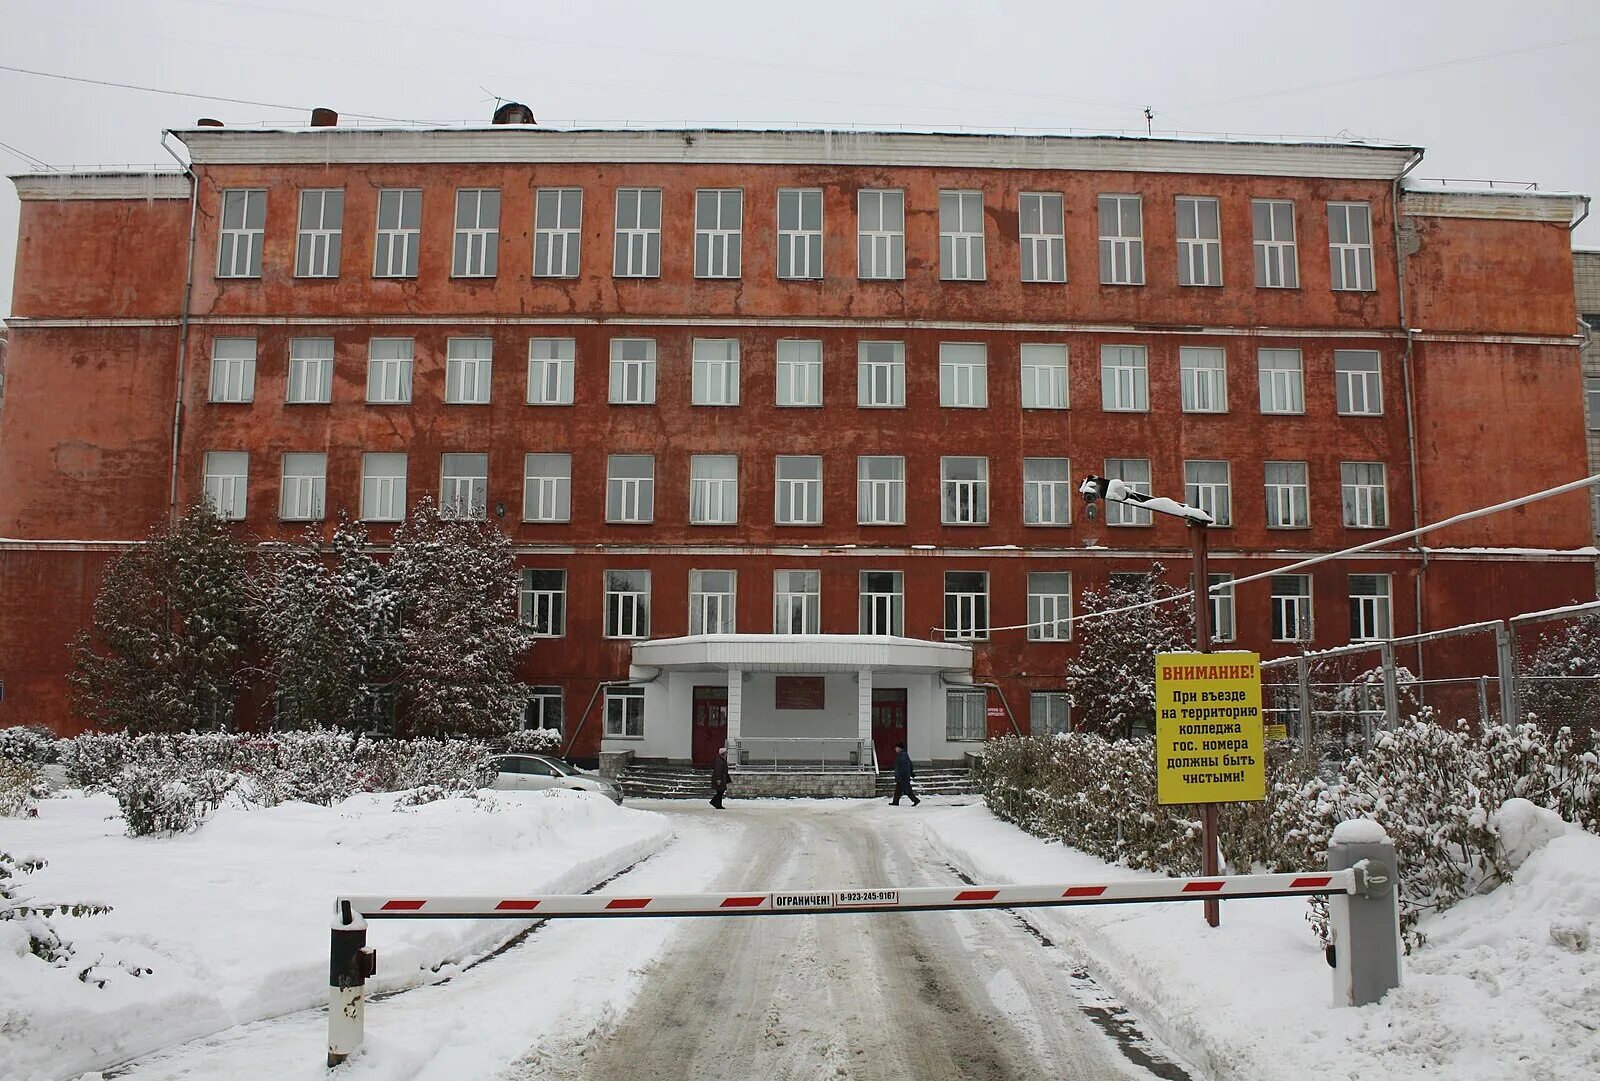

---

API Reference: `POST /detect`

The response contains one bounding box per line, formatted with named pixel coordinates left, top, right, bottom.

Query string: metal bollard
left=328, top=899, right=376, bottom=1067
left=1326, top=823, right=1402, bottom=1007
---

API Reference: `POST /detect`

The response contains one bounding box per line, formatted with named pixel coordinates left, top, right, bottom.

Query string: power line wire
left=0, top=138, right=54, bottom=170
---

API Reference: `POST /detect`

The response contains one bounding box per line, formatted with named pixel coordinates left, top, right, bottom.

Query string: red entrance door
left=691, top=686, right=729, bottom=767
left=871, top=689, right=908, bottom=771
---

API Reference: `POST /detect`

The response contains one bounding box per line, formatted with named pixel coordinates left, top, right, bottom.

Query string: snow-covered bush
left=502, top=727, right=562, bottom=755
left=0, top=760, right=47, bottom=817
left=1064, top=567, right=1193, bottom=740
left=0, top=725, right=60, bottom=764
left=2, top=851, right=113, bottom=968
left=115, top=765, right=240, bottom=837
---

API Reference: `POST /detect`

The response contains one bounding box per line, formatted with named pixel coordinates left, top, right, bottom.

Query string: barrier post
left=1326, top=822, right=1402, bottom=1007
left=328, top=899, right=375, bottom=1067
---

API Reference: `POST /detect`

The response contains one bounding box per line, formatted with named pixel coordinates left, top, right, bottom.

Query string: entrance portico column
left=726, top=667, right=742, bottom=751
left=857, top=667, right=873, bottom=754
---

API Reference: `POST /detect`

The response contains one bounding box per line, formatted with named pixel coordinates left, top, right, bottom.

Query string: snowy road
left=104, top=799, right=1189, bottom=1081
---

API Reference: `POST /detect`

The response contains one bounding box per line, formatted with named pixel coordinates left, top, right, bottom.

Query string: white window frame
left=1341, top=462, right=1388, bottom=529
left=1209, top=573, right=1236, bottom=644
left=777, top=188, right=823, bottom=280
left=691, top=338, right=740, bottom=406
left=279, top=452, right=326, bottom=521
left=690, top=569, right=737, bottom=635
left=1253, top=199, right=1299, bottom=288
left=776, top=339, right=822, bottom=407
left=520, top=569, right=567, bottom=637
left=209, top=338, right=256, bottom=403
left=773, top=570, right=821, bottom=634
left=945, top=689, right=986, bottom=741
left=452, top=189, right=500, bottom=277
left=1180, top=346, right=1228, bottom=413
left=523, top=453, right=572, bottom=523
left=534, top=188, right=582, bottom=278
left=859, top=570, right=904, bottom=636
left=1328, top=202, right=1375, bottom=292
left=1019, top=192, right=1066, bottom=283
left=939, top=190, right=986, bottom=281
left=940, top=456, right=989, bottom=526
left=1098, top=194, right=1144, bottom=285
left=527, top=338, right=575, bottom=405
left=1184, top=460, right=1232, bottom=527
left=694, top=189, right=743, bottom=279
left=1176, top=195, right=1221, bottom=286
left=609, top=338, right=657, bottom=404
left=360, top=452, right=407, bottom=522
left=1335, top=350, right=1383, bottom=416
left=217, top=189, right=265, bottom=278
left=1265, top=461, right=1311, bottom=528
left=939, top=342, right=988, bottom=408
left=1021, top=344, right=1069, bottom=409
left=1100, top=344, right=1149, bottom=412
left=1271, top=575, right=1314, bottom=643
left=286, top=338, right=334, bottom=405
left=440, top=452, right=488, bottom=521
left=444, top=338, right=492, bottom=405
left=690, top=455, right=739, bottom=525
left=1027, top=572, right=1072, bottom=641
left=775, top=456, right=823, bottom=526
left=857, top=341, right=905, bottom=408
left=1023, top=458, right=1072, bottom=527
left=523, top=685, right=564, bottom=731
left=1349, top=574, right=1393, bottom=641
left=1104, top=458, right=1152, bottom=526
left=614, top=188, right=662, bottom=278
left=373, top=189, right=421, bottom=278
left=295, top=189, right=343, bottom=278
left=1031, top=691, right=1071, bottom=735
left=943, top=571, right=989, bottom=641
left=604, top=685, right=646, bottom=736
left=857, top=456, right=906, bottom=526
left=1258, top=349, right=1305, bottom=414
left=606, top=454, right=656, bottom=524
left=857, top=189, right=905, bottom=280
left=203, top=451, right=248, bottom=520
left=367, top=338, right=414, bottom=404
left=604, top=571, right=651, bottom=640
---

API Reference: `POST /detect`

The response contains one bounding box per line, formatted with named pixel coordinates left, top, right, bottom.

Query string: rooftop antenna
left=1144, top=107, right=1154, bottom=136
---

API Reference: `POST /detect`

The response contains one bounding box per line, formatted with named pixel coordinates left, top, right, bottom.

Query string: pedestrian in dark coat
left=710, top=747, right=731, bottom=809
left=890, top=743, right=920, bottom=806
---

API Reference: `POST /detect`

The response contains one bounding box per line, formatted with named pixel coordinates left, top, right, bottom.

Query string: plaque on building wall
left=775, top=676, right=826, bottom=710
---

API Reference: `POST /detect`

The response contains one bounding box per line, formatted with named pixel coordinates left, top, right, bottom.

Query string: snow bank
left=0, top=789, right=672, bottom=1081
left=921, top=802, right=1600, bottom=1081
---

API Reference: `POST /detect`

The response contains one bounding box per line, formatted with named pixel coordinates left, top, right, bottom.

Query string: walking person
left=710, top=746, right=731, bottom=809
left=890, top=742, right=920, bottom=806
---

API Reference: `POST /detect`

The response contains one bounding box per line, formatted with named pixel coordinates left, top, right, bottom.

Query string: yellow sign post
left=1154, top=652, right=1266, bottom=806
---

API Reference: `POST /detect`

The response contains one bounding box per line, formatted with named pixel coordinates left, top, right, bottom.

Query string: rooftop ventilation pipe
left=196, top=118, right=223, bottom=127
left=311, top=107, right=338, bottom=127
left=491, top=102, right=535, bottom=125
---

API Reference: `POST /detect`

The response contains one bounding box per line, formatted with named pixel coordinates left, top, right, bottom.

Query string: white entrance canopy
left=629, top=633, right=973, bottom=676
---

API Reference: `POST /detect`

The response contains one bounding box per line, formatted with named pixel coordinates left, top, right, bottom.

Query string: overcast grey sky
left=2, top=0, right=1597, bottom=319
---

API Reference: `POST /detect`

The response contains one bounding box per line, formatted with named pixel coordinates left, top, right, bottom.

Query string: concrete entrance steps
left=874, top=767, right=977, bottom=797
left=618, top=764, right=714, bottom=800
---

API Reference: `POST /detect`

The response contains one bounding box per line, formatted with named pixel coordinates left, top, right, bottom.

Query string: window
left=689, top=569, right=736, bottom=635
left=944, top=571, right=989, bottom=641
left=1176, top=195, right=1221, bottom=286
left=1027, top=572, right=1071, bottom=640
left=1031, top=691, right=1070, bottom=735
left=374, top=189, right=421, bottom=278
left=1184, top=460, right=1232, bottom=527
left=1098, top=194, right=1144, bottom=285
left=286, top=338, right=334, bottom=404
left=690, top=455, right=738, bottom=525
left=1335, top=350, right=1383, bottom=415
left=520, top=569, right=567, bottom=636
left=367, top=338, right=414, bottom=404
left=614, top=188, right=662, bottom=277
left=1180, top=346, right=1227, bottom=413
left=1341, top=462, right=1388, bottom=528
left=609, top=339, right=657, bottom=404
left=1265, top=461, right=1311, bottom=528
left=939, top=343, right=988, bottom=407
left=939, top=191, right=986, bottom=281
left=859, top=571, right=904, bottom=635
left=1100, top=345, right=1148, bottom=412
left=440, top=453, right=488, bottom=520
left=204, top=451, right=248, bottom=520
left=1258, top=349, right=1305, bottom=414
left=1252, top=199, right=1299, bottom=288
left=1208, top=573, right=1236, bottom=643
left=776, top=339, right=822, bottom=407
left=604, top=685, right=645, bottom=737
left=694, top=189, right=743, bottom=278
left=1021, top=344, right=1069, bottom=409
left=446, top=338, right=492, bottom=404
left=1350, top=574, right=1392, bottom=641
left=1104, top=459, right=1152, bottom=526
left=774, top=570, right=821, bottom=634
left=857, top=189, right=905, bottom=280
left=857, top=456, right=905, bottom=525
left=604, top=571, right=651, bottom=639
left=940, top=457, right=989, bottom=525
left=528, top=338, right=575, bottom=405
left=606, top=455, right=655, bottom=524
left=691, top=338, right=740, bottom=406
left=523, top=686, right=564, bottom=731
left=1271, top=575, right=1314, bottom=642
left=209, top=338, right=256, bottom=403
left=361, top=452, right=407, bottom=521
left=1328, top=203, right=1375, bottom=291
left=946, top=689, right=986, bottom=740
left=858, top=341, right=905, bottom=407
left=775, top=456, right=823, bottom=525
left=279, top=452, right=326, bottom=521
left=217, top=189, right=265, bottom=278
left=1019, top=192, right=1065, bottom=283
left=1023, top=458, right=1071, bottom=526
left=777, top=188, right=823, bottom=279
left=451, top=189, right=500, bottom=277
left=534, top=188, right=582, bottom=277
left=295, top=189, right=343, bottom=278
left=1589, top=377, right=1600, bottom=428
left=523, top=453, right=571, bottom=522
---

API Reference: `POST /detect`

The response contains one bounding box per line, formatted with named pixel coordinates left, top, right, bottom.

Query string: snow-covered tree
left=1063, top=565, right=1193, bottom=740
left=69, top=503, right=247, bottom=733
left=1519, top=612, right=1600, bottom=727
left=386, top=498, right=534, bottom=739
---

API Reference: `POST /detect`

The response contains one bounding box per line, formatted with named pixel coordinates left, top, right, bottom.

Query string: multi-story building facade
left=1575, top=249, right=1600, bottom=563
left=1, top=116, right=1593, bottom=766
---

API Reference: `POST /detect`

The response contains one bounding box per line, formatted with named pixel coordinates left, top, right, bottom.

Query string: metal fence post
left=1494, top=622, right=1518, bottom=725
left=1296, top=653, right=1313, bottom=757
left=1477, top=675, right=1491, bottom=727
left=1326, top=824, right=1402, bottom=1007
left=1379, top=641, right=1400, bottom=730
left=328, top=900, right=375, bottom=1067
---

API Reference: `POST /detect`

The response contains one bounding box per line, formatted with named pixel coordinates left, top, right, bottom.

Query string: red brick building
left=1, top=119, right=1593, bottom=765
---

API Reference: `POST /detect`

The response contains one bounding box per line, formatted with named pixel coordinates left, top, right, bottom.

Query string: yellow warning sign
left=1154, top=652, right=1266, bottom=806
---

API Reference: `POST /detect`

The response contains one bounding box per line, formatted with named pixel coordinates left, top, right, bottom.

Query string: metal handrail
left=729, top=736, right=874, bottom=773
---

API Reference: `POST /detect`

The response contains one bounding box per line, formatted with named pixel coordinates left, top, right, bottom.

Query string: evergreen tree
left=1519, top=613, right=1600, bottom=726
left=386, top=498, right=534, bottom=738
left=69, top=502, right=247, bottom=733
left=1063, top=565, right=1194, bottom=740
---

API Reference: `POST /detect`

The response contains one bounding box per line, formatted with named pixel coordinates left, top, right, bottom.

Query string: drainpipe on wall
left=161, top=131, right=200, bottom=524
left=1392, top=150, right=1426, bottom=673
left=560, top=667, right=662, bottom=761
